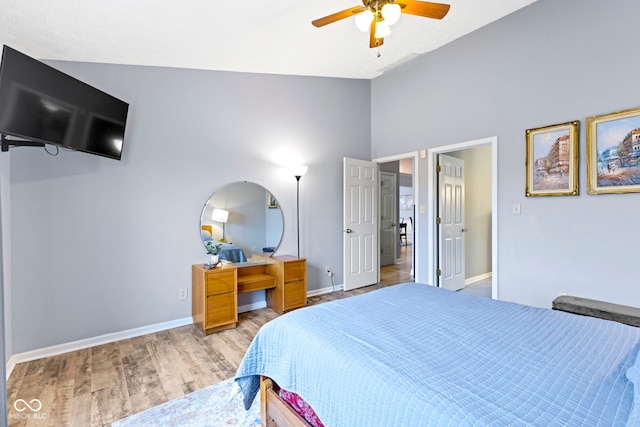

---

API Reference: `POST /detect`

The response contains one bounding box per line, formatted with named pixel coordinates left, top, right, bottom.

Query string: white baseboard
left=465, top=272, right=492, bottom=285
left=5, top=284, right=347, bottom=380
left=6, top=358, right=15, bottom=381
left=6, top=316, right=193, bottom=380
left=308, top=283, right=343, bottom=297
left=238, top=301, right=267, bottom=313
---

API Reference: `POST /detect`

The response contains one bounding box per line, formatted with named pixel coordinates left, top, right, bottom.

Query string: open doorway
left=377, top=155, right=416, bottom=286
left=437, top=148, right=492, bottom=297
left=427, top=136, right=498, bottom=299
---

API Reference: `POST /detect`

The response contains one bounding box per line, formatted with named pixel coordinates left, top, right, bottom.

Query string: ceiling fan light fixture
left=355, top=9, right=374, bottom=32
left=311, top=0, right=451, bottom=48
left=381, top=3, right=401, bottom=25
left=375, top=19, right=391, bottom=38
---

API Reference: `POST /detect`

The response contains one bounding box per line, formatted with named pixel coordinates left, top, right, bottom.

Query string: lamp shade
left=375, top=20, right=391, bottom=38
left=292, top=165, right=309, bottom=178
left=381, top=3, right=401, bottom=25
left=211, top=208, right=229, bottom=223
left=355, top=9, right=374, bottom=32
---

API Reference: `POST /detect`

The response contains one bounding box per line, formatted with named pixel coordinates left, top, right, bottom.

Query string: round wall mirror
left=200, top=181, right=284, bottom=262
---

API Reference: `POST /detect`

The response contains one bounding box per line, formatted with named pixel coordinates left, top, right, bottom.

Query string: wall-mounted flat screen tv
left=0, top=45, right=129, bottom=160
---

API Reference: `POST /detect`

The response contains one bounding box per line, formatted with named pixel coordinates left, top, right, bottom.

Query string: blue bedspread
left=235, top=283, right=640, bottom=426
left=217, top=241, right=247, bottom=263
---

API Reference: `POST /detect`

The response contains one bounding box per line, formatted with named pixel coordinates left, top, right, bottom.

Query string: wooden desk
left=192, top=256, right=306, bottom=335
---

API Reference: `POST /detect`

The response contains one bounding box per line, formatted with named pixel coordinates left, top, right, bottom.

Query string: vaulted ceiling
left=0, top=0, right=537, bottom=79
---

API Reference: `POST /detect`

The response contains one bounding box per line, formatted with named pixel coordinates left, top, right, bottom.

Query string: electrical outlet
left=325, top=265, right=332, bottom=276
left=179, top=288, right=188, bottom=300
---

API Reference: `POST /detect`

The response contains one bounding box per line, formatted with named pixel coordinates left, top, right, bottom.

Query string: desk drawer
left=206, top=270, right=235, bottom=295
left=284, top=280, right=306, bottom=309
left=206, top=292, right=237, bottom=327
left=284, top=261, right=305, bottom=283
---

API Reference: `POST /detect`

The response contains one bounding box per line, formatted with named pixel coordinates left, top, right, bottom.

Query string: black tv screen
left=0, top=45, right=129, bottom=160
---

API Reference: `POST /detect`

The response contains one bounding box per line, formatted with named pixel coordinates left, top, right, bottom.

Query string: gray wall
left=372, top=0, right=640, bottom=308
left=2, top=154, right=11, bottom=365
left=8, top=65, right=370, bottom=353
left=0, top=155, right=7, bottom=423
left=449, top=146, right=492, bottom=279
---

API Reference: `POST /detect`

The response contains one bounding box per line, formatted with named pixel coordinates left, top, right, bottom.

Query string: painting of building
left=532, top=133, right=571, bottom=190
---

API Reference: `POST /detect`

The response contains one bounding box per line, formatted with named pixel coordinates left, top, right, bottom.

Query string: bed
left=200, top=225, right=247, bottom=262
left=235, top=282, right=640, bottom=427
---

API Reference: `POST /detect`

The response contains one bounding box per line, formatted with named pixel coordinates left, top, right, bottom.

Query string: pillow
left=201, top=230, right=212, bottom=241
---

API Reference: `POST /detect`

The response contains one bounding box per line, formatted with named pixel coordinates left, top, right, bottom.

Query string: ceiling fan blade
left=369, top=20, right=384, bottom=48
left=400, top=1, right=450, bottom=19
left=312, top=5, right=364, bottom=27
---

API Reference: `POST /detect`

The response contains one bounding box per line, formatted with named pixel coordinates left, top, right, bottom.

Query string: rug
left=112, top=378, right=260, bottom=427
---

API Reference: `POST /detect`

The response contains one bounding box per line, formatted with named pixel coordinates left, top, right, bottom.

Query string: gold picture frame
left=587, top=106, right=640, bottom=194
left=525, top=121, right=579, bottom=197
left=267, top=192, right=280, bottom=209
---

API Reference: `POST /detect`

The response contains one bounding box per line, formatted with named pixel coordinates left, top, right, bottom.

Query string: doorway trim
left=427, top=136, right=498, bottom=299
left=373, top=151, right=419, bottom=281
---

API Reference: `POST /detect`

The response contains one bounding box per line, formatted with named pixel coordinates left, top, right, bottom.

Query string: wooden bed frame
left=201, top=224, right=214, bottom=237
left=260, top=376, right=312, bottom=427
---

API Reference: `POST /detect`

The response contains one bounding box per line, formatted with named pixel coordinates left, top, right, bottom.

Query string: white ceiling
left=0, top=0, right=537, bottom=80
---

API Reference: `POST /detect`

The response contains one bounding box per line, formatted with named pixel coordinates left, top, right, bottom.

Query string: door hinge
left=436, top=217, right=441, bottom=225
left=436, top=268, right=442, bottom=276
left=436, top=164, right=442, bottom=173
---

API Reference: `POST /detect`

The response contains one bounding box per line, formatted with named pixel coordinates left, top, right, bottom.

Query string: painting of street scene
left=593, top=114, right=640, bottom=188
left=532, top=129, right=571, bottom=190
left=526, top=121, right=578, bottom=197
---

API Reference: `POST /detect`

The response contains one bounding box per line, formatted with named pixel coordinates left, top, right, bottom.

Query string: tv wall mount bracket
left=0, top=133, right=45, bottom=152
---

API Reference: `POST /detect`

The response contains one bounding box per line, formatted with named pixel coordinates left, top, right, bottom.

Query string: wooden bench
left=552, top=295, right=640, bottom=327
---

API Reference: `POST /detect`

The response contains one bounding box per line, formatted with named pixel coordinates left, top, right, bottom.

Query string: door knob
left=461, top=228, right=469, bottom=232
left=345, top=228, right=353, bottom=233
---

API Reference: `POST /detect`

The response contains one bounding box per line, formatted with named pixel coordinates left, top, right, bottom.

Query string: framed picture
left=399, top=195, right=413, bottom=210
left=525, top=120, right=579, bottom=197
left=267, top=192, right=280, bottom=209
left=586, top=106, right=640, bottom=194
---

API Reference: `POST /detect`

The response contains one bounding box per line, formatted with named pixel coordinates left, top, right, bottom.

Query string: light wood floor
left=380, top=244, right=414, bottom=285
left=6, top=280, right=398, bottom=427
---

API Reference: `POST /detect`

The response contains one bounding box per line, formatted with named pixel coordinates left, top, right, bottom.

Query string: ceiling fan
left=312, top=0, right=450, bottom=48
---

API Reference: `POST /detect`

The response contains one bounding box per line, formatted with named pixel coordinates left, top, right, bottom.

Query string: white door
left=438, top=154, right=466, bottom=291
left=379, top=171, right=396, bottom=267
left=343, top=157, right=378, bottom=291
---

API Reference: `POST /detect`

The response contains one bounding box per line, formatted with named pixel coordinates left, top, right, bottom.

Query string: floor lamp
left=293, top=165, right=308, bottom=258
left=211, top=208, right=229, bottom=241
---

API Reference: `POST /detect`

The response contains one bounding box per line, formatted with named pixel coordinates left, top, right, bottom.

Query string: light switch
left=419, top=204, right=426, bottom=214
left=512, top=203, right=521, bottom=215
